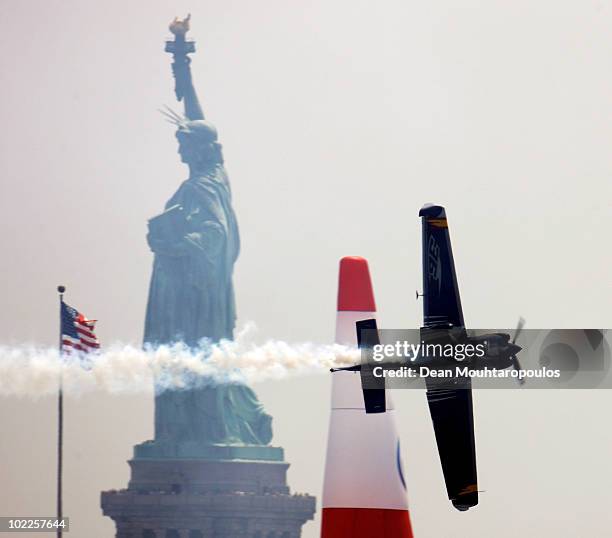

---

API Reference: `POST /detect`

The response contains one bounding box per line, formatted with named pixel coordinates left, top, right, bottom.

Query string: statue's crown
left=180, top=120, right=218, bottom=143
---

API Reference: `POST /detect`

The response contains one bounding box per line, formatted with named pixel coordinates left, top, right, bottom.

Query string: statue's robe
left=144, top=165, right=272, bottom=446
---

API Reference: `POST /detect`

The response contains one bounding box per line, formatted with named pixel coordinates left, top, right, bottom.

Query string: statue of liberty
left=143, top=15, right=272, bottom=451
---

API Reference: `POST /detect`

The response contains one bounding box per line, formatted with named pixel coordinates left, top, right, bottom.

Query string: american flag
left=61, top=301, right=100, bottom=354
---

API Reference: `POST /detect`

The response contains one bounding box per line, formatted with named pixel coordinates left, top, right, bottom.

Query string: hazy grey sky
left=0, top=1, right=611, bottom=537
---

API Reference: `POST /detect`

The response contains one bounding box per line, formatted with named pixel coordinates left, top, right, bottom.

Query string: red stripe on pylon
left=321, top=507, right=413, bottom=537
left=337, top=257, right=376, bottom=312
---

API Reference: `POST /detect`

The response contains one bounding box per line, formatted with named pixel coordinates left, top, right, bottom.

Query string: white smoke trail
left=0, top=323, right=359, bottom=397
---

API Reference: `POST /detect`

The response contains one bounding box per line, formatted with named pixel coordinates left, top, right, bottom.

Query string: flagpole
left=57, top=285, right=65, bottom=538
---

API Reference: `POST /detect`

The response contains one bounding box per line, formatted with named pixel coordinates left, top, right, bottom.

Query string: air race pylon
left=321, top=256, right=414, bottom=537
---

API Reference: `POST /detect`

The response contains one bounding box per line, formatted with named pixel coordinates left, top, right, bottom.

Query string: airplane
left=333, top=203, right=525, bottom=511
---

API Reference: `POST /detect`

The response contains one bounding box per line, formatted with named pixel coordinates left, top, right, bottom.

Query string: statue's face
left=176, top=130, right=196, bottom=164
left=176, top=122, right=219, bottom=167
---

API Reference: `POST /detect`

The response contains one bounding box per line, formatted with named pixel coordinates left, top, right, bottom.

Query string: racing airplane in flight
left=333, top=203, right=524, bottom=511
left=417, top=203, right=523, bottom=511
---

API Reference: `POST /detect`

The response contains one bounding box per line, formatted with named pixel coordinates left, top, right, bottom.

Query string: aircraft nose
left=509, top=343, right=522, bottom=356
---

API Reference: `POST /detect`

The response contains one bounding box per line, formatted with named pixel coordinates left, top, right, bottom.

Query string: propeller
left=512, top=317, right=525, bottom=345
left=510, top=317, right=525, bottom=385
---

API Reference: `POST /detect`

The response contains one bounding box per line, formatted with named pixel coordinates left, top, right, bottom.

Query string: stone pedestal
left=101, top=445, right=316, bottom=538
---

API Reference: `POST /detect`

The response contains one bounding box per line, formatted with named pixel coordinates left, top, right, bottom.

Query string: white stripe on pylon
left=322, top=310, right=408, bottom=510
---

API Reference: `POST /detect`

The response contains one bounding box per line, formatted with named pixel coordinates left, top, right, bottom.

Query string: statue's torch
left=165, top=15, right=196, bottom=103
left=165, top=14, right=195, bottom=55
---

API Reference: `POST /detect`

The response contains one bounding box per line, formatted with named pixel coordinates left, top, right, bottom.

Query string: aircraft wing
left=419, top=204, right=478, bottom=510
left=425, top=378, right=478, bottom=510
left=419, top=204, right=464, bottom=328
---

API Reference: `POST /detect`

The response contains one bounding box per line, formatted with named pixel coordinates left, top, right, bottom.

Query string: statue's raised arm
left=166, top=14, right=205, bottom=121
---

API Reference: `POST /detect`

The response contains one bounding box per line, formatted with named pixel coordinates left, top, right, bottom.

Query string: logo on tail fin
left=427, top=236, right=442, bottom=294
